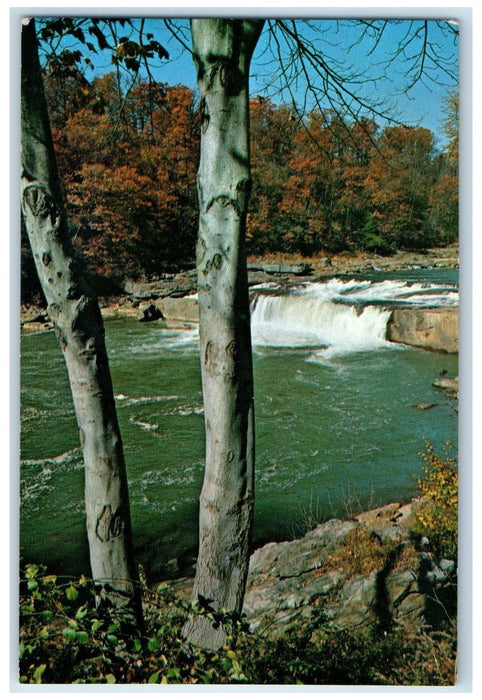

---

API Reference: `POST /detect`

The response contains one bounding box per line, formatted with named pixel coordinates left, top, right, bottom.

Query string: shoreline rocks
left=20, top=248, right=459, bottom=348
left=165, top=499, right=455, bottom=639
left=387, top=307, right=458, bottom=354
left=247, top=261, right=314, bottom=276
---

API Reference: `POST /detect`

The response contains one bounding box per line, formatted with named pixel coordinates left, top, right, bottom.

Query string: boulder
left=247, top=261, right=313, bottom=276
left=155, top=296, right=199, bottom=322
left=123, top=280, right=164, bottom=299
left=123, top=274, right=197, bottom=300
left=242, top=500, right=452, bottom=638
left=136, top=302, right=164, bottom=323
left=433, top=376, right=459, bottom=395
left=387, top=307, right=458, bottom=353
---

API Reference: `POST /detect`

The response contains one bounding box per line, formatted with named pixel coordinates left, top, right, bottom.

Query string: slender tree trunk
left=183, top=18, right=264, bottom=650
left=20, top=18, right=142, bottom=624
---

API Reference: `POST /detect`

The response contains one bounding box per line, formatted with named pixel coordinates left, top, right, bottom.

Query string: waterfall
left=250, top=277, right=458, bottom=358
left=251, top=295, right=392, bottom=356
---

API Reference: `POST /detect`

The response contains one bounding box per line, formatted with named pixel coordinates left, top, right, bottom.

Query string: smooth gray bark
left=183, top=19, right=264, bottom=650
left=20, top=18, right=142, bottom=622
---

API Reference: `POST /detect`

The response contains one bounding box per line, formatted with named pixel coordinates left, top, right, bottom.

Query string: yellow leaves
left=416, top=443, right=458, bottom=559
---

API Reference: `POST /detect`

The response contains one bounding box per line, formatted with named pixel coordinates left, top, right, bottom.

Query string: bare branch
left=163, top=18, right=193, bottom=55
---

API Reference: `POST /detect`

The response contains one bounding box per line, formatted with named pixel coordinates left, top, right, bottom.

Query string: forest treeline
left=22, top=71, right=458, bottom=300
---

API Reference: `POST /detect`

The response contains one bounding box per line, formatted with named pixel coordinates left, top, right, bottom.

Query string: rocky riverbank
left=20, top=247, right=459, bottom=354
left=249, top=245, right=459, bottom=279
left=162, top=498, right=456, bottom=640
left=20, top=246, right=459, bottom=330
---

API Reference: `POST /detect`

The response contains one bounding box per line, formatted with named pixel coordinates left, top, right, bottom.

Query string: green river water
left=19, top=271, right=459, bottom=580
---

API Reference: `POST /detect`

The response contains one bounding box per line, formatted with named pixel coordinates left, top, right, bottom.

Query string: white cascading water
left=293, top=278, right=459, bottom=307
left=250, top=277, right=458, bottom=358
left=251, top=295, right=392, bottom=355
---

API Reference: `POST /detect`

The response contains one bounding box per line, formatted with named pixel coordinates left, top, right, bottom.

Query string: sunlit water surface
left=20, top=272, right=459, bottom=579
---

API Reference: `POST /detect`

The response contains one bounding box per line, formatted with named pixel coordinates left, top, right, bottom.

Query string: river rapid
left=19, top=270, right=459, bottom=580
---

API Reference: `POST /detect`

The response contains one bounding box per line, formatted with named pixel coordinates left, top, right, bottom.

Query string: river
left=19, top=270, right=459, bottom=580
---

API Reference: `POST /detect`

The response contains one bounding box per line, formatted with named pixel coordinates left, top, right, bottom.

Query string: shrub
left=415, top=442, right=458, bottom=561
left=352, top=214, right=396, bottom=256
left=19, top=559, right=457, bottom=686
left=19, top=565, right=249, bottom=684
left=238, top=622, right=456, bottom=685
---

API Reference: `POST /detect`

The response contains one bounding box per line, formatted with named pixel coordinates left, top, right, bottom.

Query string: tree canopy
left=30, top=16, right=459, bottom=281
left=24, top=66, right=458, bottom=296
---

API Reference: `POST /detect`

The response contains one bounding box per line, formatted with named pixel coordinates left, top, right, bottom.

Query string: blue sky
left=40, top=16, right=459, bottom=148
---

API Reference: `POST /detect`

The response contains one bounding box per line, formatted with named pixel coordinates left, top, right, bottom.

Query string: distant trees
left=35, top=74, right=458, bottom=293
left=428, top=90, right=459, bottom=244
left=43, top=71, right=199, bottom=280
left=248, top=100, right=458, bottom=256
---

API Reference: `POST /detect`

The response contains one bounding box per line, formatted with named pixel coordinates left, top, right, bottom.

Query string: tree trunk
left=20, top=18, right=142, bottom=624
left=183, top=19, right=264, bottom=650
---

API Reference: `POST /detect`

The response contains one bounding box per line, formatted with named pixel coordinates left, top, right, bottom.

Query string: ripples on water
left=20, top=275, right=459, bottom=576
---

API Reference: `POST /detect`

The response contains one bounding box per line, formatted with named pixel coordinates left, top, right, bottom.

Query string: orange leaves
left=44, top=66, right=457, bottom=273
left=46, top=75, right=199, bottom=278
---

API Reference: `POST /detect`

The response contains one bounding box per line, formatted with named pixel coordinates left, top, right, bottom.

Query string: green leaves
left=91, top=618, right=103, bottom=634
left=66, top=584, right=79, bottom=602
left=32, top=664, right=47, bottom=684
left=148, top=670, right=161, bottom=683
left=62, top=626, right=77, bottom=643
left=19, top=561, right=253, bottom=684
left=147, top=636, right=161, bottom=652
left=75, top=631, right=90, bottom=645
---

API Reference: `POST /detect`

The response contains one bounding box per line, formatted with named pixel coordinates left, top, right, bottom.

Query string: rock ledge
left=168, top=500, right=455, bottom=639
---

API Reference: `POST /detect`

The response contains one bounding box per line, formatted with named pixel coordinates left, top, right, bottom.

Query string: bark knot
left=206, top=194, right=242, bottom=219
left=23, top=184, right=59, bottom=226
left=207, top=60, right=243, bottom=97
left=199, top=96, right=210, bottom=134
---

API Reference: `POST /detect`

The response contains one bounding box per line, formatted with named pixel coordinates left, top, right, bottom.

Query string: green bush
left=19, top=560, right=457, bottom=686
left=415, top=442, right=458, bottom=561
left=19, top=564, right=249, bottom=684
left=352, top=215, right=395, bottom=256
left=238, top=624, right=456, bottom=685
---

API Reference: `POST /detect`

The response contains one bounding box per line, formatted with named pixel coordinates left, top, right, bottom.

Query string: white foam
left=293, top=278, right=458, bottom=307
left=251, top=295, right=392, bottom=353
left=21, top=448, right=82, bottom=469
left=129, top=417, right=159, bottom=431
left=115, top=394, right=180, bottom=407
left=124, top=327, right=200, bottom=356
left=250, top=277, right=458, bottom=356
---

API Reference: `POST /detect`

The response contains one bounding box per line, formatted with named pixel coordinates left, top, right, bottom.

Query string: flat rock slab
left=159, top=500, right=453, bottom=640
left=243, top=500, right=452, bottom=637
left=387, top=307, right=458, bottom=353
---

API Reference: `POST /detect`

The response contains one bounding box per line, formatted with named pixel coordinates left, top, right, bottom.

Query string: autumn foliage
left=416, top=443, right=458, bottom=560
left=248, top=98, right=458, bottom=256
left=44, top=73, right=199, bottom=281
left=21, top=69, right=458, bottom=295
